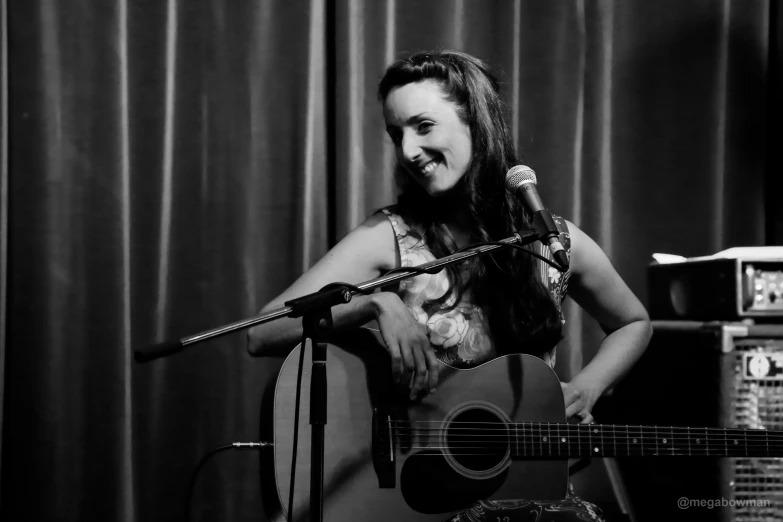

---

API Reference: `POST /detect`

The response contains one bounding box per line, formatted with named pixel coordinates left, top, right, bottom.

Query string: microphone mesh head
left=505, top=165, right=537, bottom=190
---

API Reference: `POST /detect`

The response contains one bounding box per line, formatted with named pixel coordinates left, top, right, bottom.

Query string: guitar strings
left=388, top=435, right=783, bottom=442
left=382, top=438, right=783, bottom=446
left=372, top=445, right=780, bottom=448
left=384, top=443, right=783, bottom=449
left=383, top=441, right=783, bottom=448
left=364, top=447, right=780, bottom=452
left=385, top=435, right=783, bottom=443
left=386, top=428, right=783, bottom=437
left=376, top=440, right=783, bottom=454
left=381, top=423, right=783, bottom=453
left=386, top=429, right=783, bottom=439
left=374, top=449, right=769, bottom=452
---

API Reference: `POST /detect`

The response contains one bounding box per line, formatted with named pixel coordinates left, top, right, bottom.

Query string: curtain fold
left=2, top=1, right=774, bottom=520
left=0, top=0, right=7, bottom=510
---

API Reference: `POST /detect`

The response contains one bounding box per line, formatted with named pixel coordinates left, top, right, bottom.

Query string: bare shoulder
left=562, top=219, right=649, bottom=331
left=321, top=210, right=398, bottom=272
left=562, top=220, right=601, bottom=278
left=261, top=210, right=398, bottom=311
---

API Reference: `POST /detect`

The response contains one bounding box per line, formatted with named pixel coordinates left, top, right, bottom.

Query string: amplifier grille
left=730, top=341, right=783, bottom=521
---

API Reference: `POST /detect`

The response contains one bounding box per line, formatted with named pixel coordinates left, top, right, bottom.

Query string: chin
left=419, top=180, right=460, bottom=198
left=425, top=188, right=448, bottom=198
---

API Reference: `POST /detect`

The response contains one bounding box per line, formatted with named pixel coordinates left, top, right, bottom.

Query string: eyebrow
left=385, top=112, right=432, bottom=130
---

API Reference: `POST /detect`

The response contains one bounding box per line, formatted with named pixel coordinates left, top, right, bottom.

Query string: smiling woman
left=382, top=80, right=473, bottom=197
left=247, top=49, right=651, bottom=521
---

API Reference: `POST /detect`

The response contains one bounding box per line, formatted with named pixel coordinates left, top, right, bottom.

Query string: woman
left=248, top=49, right=651, bottom=521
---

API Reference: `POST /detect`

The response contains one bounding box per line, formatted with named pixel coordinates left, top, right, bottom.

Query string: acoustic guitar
left=269, top=330, right=783, bottom=522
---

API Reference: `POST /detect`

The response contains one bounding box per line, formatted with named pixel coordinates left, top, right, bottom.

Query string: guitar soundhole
left=446, top=408, right=508, bottom=472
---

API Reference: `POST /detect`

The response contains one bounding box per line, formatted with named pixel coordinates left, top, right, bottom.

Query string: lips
left=411, top=159, right=440, bottom=177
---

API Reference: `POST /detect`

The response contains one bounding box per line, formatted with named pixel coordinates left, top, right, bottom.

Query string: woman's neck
left=430, top=187, right=469, bottom=223
left=426, top=186, right=473, bottom=248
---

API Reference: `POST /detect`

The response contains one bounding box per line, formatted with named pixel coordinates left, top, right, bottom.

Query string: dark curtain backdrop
left=1, top=0, right=777, bottom=520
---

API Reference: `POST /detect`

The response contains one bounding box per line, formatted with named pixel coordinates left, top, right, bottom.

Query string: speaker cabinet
left=609, top=321, right=783, bottom=522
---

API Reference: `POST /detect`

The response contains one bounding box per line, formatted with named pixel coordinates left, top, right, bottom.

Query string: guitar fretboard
left=509, top=423, right=783, bottom=458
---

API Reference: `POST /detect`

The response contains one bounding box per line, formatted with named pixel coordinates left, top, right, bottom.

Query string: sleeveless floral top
left=381, top=207, right=571, bottom=369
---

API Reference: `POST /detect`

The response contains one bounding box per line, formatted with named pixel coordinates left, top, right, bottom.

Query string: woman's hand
left=371, top=292, right=439, bottom=400
left=560, top=380, right=601, bottom=424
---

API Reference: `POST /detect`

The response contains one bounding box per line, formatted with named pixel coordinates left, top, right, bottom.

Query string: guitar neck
left=511, top=423, right=783, bottom=458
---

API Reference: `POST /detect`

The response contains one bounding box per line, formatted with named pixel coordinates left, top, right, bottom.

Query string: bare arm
left=247, top=210, right=439, bottom=397
left=246, top=211, right=397, bottom=356
left=561, top=220, right=653, bottom=423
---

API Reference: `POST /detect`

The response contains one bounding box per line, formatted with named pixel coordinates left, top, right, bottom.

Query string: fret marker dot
left=734, top=440, right=738, bottom=445
left=633, top=438, right=638, bottom=443
left=561, top=437, right=567, bottom=443
left=594, top=447, right=599, bottom=453
left=663, top=438, right=667, bottom=444
left=543, top=437, right=547, bottom=442
left=696, top=439, right=701, bottom=443
left=594, top=429, right=599, bottom=434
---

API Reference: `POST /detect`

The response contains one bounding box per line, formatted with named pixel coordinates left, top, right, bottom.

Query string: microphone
left=505, top=165, right=569, bottom=270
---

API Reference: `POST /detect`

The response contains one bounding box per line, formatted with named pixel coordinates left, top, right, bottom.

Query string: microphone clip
left=531, top=210, right=569, bottom=272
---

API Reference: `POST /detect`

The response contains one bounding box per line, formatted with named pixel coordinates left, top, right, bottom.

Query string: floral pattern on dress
left=381, top=207, right=571, bottom=370
left=427, top=309, right=469, bottom=348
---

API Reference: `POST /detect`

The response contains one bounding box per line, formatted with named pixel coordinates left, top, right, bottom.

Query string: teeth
left=422, top=161, right=438, bottom=174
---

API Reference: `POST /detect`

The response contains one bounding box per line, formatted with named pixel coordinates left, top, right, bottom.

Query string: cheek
left=448, top=127, right=472, bottom=161
left=455, top=138, right=473, bottom=168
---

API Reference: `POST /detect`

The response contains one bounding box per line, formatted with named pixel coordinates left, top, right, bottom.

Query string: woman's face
left=383, top=80, right=473, bottom=197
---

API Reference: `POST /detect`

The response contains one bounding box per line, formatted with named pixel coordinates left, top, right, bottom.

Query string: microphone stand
left=134, top=226, right=542, bottom=522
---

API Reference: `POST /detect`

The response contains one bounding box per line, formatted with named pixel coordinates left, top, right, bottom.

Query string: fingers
left=566, top=401, right=595, bottom=424
left=565, top=401, right=581, bottom=420
left=413, top=324, right=438, bottom=396
left=561, top=381, right=594, bottom=424
left=399, top=340, right=417, bottom=378
left=382, top=324, right=438, bottom=398
left=566, top=403, right=594, bottom=425
left=571, top=412, right=593, bottom=424
left=386, top=335, right=430, bottom=397
left=409, top=342, right=428, bottom=399
left=385, top=338, right=404, bottom=383
left=424, top=346, right=439, bottom=393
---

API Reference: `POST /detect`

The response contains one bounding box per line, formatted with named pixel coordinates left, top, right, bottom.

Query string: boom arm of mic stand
left=133, top=307, right=293, bottom=362
left=132, top=228, right=539, bottom=363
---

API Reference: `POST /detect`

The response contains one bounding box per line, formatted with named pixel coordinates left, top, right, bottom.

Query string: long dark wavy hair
left=378, top=49, right=563, bottom=355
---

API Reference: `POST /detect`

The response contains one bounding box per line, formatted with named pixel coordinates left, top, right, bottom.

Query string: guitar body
left=272, top=331, right=569, bottom=522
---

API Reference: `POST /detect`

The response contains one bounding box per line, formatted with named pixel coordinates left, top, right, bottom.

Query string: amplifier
left=609, top=321, right=783, bottom=522
left=648, top=256, right=783, bottom=321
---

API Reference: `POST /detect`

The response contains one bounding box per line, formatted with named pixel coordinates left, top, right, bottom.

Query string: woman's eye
left=418, top=122, right=433, bottom=133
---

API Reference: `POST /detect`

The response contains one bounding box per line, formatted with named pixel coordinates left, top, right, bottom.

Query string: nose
left=399, top=131, right=422, bottom=162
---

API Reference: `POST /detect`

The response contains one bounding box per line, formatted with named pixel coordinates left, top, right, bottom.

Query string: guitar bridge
left=372, top=407, right=396, bottom=488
